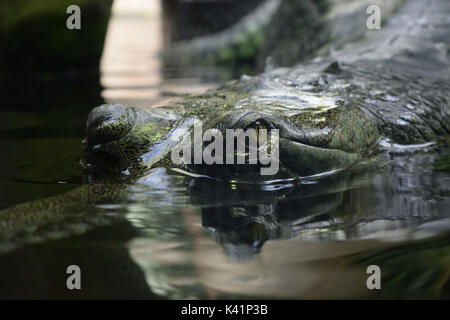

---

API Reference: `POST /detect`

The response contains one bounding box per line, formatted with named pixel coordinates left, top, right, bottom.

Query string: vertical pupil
left=244, top=121, right=267, bottom=147
left=255, top=121, right=264, bottom=145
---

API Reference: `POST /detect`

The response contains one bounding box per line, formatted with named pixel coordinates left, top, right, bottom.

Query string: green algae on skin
left=434, top=153, right=450, bottom=172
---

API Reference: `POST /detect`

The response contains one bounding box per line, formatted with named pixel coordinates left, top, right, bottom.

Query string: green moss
left=434, top=152, right=450, bottom=172
left=198, top=25, right=266, bottom=67
left=237, top=29, right=263, bottom=59
left=217, top=46, right=235, bottom=64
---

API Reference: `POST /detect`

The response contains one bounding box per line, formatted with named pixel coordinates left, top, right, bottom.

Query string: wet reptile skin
left=0, top=0, right=449, bottom=251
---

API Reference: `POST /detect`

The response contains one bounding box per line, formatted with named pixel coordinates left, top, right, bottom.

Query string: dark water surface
left=1, top=80, right=450, bottom=299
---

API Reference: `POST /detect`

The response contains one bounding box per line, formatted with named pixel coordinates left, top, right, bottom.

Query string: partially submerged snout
left=82, top=104, right=137, bottom=175
left=84, top=104, right=137, bottom=146
left=82, top=104, right=174, bottom=177
left=81, top=97, right=379, bottom=182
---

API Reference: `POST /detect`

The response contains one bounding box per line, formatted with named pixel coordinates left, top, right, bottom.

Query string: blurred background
left=0, top=0, right=334, bottom=107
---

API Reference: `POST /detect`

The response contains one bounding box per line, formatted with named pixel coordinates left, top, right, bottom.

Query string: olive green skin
left=1, top=0, right=449, bottom=251
left=82, top=61, right=383, bottom=181
left=82, top=57, right=449, bottom=181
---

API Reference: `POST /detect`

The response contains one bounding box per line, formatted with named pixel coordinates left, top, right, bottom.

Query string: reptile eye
left=245, top=120, right=269, bottom=147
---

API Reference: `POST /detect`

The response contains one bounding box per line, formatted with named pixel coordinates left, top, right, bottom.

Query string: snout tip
left=85, top=104, right=136, bottom=145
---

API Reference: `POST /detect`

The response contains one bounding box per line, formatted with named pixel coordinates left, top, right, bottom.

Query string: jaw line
left=279, top=137, right=362, bottom=177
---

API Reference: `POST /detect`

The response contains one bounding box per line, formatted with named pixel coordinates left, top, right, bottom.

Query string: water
left=1, top=6, right=450, bottom=300
left=1, top=81, right=449, bottom=298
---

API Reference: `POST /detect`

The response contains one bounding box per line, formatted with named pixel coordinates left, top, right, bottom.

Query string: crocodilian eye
left=246, top=120, right=269, bottom=148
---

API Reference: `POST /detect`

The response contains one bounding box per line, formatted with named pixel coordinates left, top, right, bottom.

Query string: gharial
left=0, top=0, right=449, bottom=251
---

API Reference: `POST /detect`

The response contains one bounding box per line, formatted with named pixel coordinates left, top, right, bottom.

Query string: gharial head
left=82, top=91, right=379, bottom=182
left=81, top=103, right=177, bottom=177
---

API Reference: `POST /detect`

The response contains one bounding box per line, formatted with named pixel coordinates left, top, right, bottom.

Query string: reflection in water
left=117, top=146, right=450, bottom=299
left=0, top=0, right=449, bottom=300
left=0, top=115, right=449, bottom=298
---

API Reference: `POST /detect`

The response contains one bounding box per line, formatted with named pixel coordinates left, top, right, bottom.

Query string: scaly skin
left=82, top=75, right=380, bottom=180
left=0, top=0, right=449, bottom=251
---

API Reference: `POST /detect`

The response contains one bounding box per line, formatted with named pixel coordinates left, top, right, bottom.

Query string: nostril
left=85, top=104, right=136, bottom=145
left=91, top=119, right=129, bottom=143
